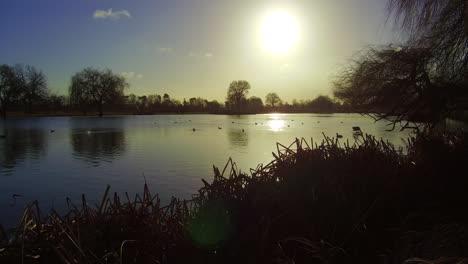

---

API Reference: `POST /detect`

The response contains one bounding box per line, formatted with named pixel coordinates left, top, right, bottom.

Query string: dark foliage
left=333, top=45, right=467, bottom=130
left=226, top=80, right=251, bottom=114
left=334, top=0, right=468, bottom=130
left=69, top=68, right=128, bottom=117
left=0, top=64, right=49, bottom=118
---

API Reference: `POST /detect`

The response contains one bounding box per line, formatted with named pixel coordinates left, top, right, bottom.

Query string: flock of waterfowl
left=0, top=119, right=363, bottom=138
left=165, top=119, right=363, bottom=137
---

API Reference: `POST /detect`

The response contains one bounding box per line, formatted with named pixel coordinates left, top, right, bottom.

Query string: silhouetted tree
left=206, top=100, right=222, bottom=113
left=388, top=0, right=467, bottom=78
left=163, top=93, right=170, bottom=103
left=161, top=93, right=171, bottom=111
left=148, top=94, right=161, bottom=105
left=247, top=96, right=264, bottom=113
left=17, top=65, right=48, bottom=113
left=48, top=93, right=67, bottom=113
left=69, top=68, right=128, bottom=116
left=307, top=95, right=336, bottom=113
left=184, top=97, right=206, bottom=112
left=170, top=99, right=183, bottom=112
left=127, top=94, right=137, bottom=105
left=291, top=99, right=308, bottom=112
left=70, top=74, right=92, bottom=115
left=226, top=80, right=250, bottom=114
left=0, top=65, right=21, bottom=118
left=334, top=0, right=467, bottom=130
left=389, top=0, right=467, bottom=91
left=334, top=45, right=468, bottom=129
left=265, top=93, right=282, bottom=108
left=136, top=96, right=148, bottom=114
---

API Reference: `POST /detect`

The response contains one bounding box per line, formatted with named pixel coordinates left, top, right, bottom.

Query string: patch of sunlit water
left=265, top=113, right=285, bottom=119
left=268, top=119, right=286, bottom=132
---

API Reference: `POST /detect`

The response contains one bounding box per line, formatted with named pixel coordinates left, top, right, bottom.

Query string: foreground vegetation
left=1, top=132, right=467, bottom=263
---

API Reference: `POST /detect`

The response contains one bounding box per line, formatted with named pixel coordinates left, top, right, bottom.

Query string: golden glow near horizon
left=260, top=9, right=300, bottom=55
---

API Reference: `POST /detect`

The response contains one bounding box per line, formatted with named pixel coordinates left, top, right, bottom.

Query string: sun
left=260, top=9, right=299, bottom=55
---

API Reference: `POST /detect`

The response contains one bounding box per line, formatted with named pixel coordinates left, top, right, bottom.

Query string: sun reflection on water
left=268, top=119, right=286, bottom=132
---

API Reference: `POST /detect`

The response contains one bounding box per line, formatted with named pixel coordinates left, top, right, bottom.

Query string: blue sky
left=0, top=0, right=401, bottom=102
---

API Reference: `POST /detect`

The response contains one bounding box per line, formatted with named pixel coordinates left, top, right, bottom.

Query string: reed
left=1, top=132, right=467, bottom=263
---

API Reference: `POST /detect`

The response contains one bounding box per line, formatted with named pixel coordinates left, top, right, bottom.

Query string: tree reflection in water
left=0, top=127, right=47, bottom=172
left=227, top=128, right=248, bottom=149
left=71, top=129, right=126, bottom=166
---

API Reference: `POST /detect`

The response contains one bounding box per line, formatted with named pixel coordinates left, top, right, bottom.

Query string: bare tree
left=388, top=0, right=467, bottom=83
left=69, top=68, right=128, bottom=116
left=0, top=65, right=21, bottom=118
left=70, top=73, right=92, bottom=115
left=265, top=92, right=282, bottom=108
left=19, top=65, right=48, bottom=113
left=226, top=80, right=250, bottom=114
left=334, top=0, right=467, bottom=130
left=334, top=45, right=466, bottom=130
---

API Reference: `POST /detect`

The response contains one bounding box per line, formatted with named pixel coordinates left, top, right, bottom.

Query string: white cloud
left=121, top=72, right=143, bottom=79
left=93, top=9, right=131, bottom=20
left=188, top=51, right=214, bottom=58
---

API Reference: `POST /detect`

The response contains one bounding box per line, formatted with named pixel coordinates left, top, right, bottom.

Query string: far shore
left=1, top=110, right=346, bottom=118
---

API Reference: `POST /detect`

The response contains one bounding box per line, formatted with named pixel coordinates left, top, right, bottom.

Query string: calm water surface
left=0, top=114, right=412, bottom=227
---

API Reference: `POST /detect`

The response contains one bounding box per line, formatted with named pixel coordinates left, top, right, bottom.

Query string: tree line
left=0, top=64, right=48, bottom=118
left=224, top=80, right=344, bottom=114
left=1, top=66, right=348, bottom=118
left=129, top=91, right=344, bottom=115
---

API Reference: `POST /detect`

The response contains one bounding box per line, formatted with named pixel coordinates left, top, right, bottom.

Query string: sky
left=0, top=0, right=402, bottom=102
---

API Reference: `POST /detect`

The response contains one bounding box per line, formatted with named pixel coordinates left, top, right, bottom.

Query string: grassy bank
left=1, top=133, right=467, bottom=263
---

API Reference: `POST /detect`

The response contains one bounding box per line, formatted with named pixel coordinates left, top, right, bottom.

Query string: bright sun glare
left=260, top=9, right=299, bottom=55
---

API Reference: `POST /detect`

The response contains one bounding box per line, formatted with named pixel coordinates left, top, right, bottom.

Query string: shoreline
left=1, top=111, right=350, bottom=119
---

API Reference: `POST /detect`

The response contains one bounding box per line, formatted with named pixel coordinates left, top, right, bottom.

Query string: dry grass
left=1, top=133, right=467, bottom=263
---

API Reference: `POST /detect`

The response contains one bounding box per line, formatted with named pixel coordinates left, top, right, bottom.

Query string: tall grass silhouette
left=1, top=133, right=467, bottom=263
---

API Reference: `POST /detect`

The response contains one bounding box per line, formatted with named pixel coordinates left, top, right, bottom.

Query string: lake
left=0, top=113, right=412, bottom=227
